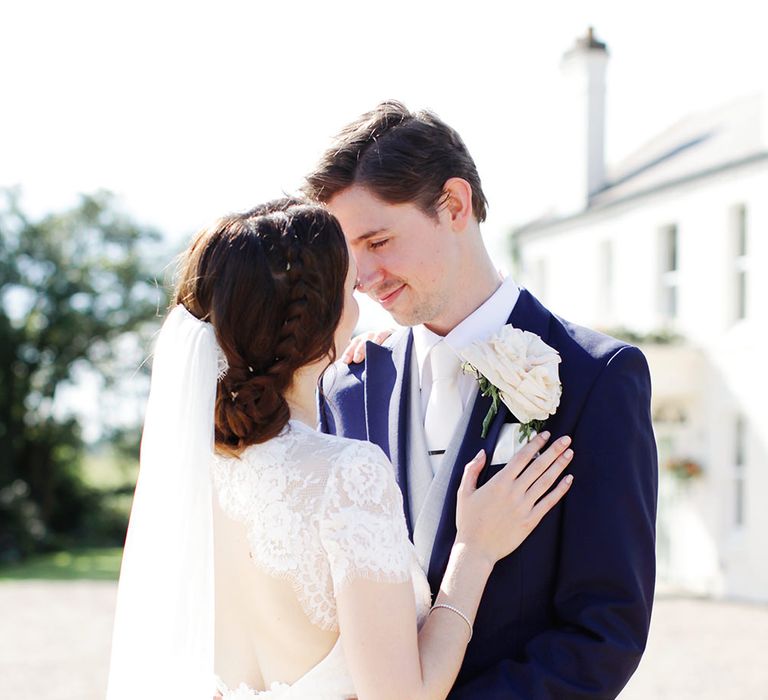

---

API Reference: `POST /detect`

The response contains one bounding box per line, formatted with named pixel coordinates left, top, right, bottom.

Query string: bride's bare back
left=211, top=419, right=431, bottom=694
left=213, top=497, right=339, bottom=689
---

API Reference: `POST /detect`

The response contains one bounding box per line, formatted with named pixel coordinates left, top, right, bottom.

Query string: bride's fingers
left=352, top=336, right=370, bottom=363
left=341, top=329, right=395, bottom=364
left=515, top=435, right=572, bottom=491
left=529, top=472, right=574, bottom=524
left=351, top=336, right=368, bottom=363
left=353, top=329, right=394, bottom=362
left=373, top=329, right=394, bottom=343
left=525, top=448, right=574, bottom=505
left=341, top=337, right=361, bottom=364
left=459, top=449, right=486, bottom=496
left=342, top=335, right=370, bottom=364
left=496, top=431, right=551, bottom=482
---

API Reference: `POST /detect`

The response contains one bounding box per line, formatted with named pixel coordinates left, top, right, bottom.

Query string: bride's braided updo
left=173, top=197, right=349, bottom=454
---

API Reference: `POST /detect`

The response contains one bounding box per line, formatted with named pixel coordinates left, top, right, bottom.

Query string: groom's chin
left=389, top=298, right=446, bottom=330
left=386, top=307, right=419, bottom=328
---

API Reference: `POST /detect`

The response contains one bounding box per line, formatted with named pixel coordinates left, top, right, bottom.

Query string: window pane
left=665, top=225, right=678, bottom=272
left=737, top=205, right=748, bottom=257
left=735, top=477, right=745, bottom=527
left=736, top=270, right=747, bottom=320
left=735, top=415, right=746, bottom=466
left=666, top=284, right=677, bottom=318
left=658, top=224, right=679, bottom=321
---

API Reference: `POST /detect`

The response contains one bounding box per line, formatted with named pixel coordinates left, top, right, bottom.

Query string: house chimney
left=556, top=27, right=609, bottom=214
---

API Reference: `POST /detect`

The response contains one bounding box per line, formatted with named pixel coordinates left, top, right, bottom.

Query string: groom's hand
left=341, top=329, right=394, bottom=364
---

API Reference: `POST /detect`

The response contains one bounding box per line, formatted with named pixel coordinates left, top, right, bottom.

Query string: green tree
left=0, top=189, right=166, bottom=560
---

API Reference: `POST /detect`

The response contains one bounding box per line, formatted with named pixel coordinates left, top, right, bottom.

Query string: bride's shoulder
left=212, top=421, right=395, bottom=495
left=284, top=424, right=399, bottom=499
left=299, top=425, right=391, bottom=471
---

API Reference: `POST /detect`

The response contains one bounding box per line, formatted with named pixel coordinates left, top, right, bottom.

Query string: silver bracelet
left=429, top=603, right=473, bottom=642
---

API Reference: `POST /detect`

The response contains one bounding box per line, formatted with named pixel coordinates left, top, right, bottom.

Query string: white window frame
left=658, top=223, right=679, bottom=323
left=734, top=414, right=747, bottom=529
left=731, top=204, right=749, bottom=322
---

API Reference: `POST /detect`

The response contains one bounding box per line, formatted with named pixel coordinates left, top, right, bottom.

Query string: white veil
left=107, top=304, right=226, bottom=699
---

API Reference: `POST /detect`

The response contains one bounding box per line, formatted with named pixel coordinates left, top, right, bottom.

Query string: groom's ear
left=441, top=177, right=474, bottom=232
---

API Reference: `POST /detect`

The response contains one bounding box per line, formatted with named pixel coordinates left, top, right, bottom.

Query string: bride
left=106, top=197, right=574, bottom=699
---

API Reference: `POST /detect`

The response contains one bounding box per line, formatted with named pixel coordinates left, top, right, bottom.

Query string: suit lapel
left=426, top=287, right=553, bottom=594
left=508, top=288, right=551, bottom=344
left=364, top=331, right=415, bottom=534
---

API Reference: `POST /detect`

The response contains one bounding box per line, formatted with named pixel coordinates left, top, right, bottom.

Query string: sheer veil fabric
left=107, top=305, right=223, bottom=699
left=107, top=304, right=431, bottom=698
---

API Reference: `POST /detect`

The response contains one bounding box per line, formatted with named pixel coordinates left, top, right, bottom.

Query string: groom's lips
left=376, top=284, right=405, bottom=308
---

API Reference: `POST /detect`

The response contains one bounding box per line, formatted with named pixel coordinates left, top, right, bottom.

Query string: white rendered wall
left=516, top=163, right=768, bottom=600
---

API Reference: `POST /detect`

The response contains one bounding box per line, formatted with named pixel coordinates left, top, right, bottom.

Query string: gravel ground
left=619, top=594, right=768, bottom=700
left=1, top=581, right=117, bottom=700
left=1, top=581, right=767, bottom=699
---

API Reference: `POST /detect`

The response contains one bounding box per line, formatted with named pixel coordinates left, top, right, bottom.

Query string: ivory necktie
left=424, top=340, right=463, bottom=474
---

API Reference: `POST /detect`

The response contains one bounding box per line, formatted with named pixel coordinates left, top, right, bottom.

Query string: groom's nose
left=353, top=255, right=384, bottom=294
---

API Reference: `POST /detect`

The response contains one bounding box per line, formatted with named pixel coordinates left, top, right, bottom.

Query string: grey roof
left=516, top=93, right=768, bottom=236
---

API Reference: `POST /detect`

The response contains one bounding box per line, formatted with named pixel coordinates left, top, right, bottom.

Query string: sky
left=3, top=0, right=765, bottom=242
left=2, top=0, right=767, bottom=434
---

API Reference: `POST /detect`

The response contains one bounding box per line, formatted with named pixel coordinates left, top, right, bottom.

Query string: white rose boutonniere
left=460, top=324, right=562, bottom=441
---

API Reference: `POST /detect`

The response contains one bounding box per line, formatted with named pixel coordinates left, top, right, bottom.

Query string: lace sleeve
left=319, top=441, right=412, bottom=592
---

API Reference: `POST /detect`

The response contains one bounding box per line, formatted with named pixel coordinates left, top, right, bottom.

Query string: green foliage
left=0, top=189, right=166, bottom=561
left=599, top=326, right=683, bottom=345
left=0, top=546, right=122, bottom=580
left=462, top=361, right=501, bottom=439
left=508, top=230, right=522, bottom=279
left=477, top=374, right=501, bottom=439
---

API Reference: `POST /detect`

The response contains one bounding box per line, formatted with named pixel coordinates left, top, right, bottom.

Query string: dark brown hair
left=174, top=197, right=348, bottom=455
left=303, top=100, right=488, bottom=222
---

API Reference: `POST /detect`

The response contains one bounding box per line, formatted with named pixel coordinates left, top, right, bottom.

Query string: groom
left=306, top=101, right=657, bottom=699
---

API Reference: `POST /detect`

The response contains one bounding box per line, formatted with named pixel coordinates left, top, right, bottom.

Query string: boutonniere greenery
left=460, top=324, right=562, bottom=440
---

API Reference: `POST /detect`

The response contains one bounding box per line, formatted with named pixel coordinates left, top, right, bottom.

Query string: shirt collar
left=412, top=276, right=521, bottom=385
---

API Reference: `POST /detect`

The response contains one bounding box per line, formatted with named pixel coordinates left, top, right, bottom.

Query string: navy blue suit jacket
left=319, top=289, right=658, bottom=699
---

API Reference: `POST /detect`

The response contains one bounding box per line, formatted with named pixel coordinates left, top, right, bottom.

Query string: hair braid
left=177, top=199, right=348, bottom=455
left=267, top=224, right=310, bottom=384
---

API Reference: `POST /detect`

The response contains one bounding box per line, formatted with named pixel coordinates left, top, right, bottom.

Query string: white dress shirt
left=412, top=276, right=521, bottom=418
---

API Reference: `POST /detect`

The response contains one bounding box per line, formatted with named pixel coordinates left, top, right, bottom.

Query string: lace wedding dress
left=211, top=419, right=432, bottom=699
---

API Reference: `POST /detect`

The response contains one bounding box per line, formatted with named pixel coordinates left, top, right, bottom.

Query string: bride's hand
left=455, top=431, right=574, bottom=567
left=341, top=329, right=395, bottom=364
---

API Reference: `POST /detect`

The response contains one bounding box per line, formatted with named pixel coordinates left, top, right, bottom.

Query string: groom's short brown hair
left=303, top=100, right=488, bottom=222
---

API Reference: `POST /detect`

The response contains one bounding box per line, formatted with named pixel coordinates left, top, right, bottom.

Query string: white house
left=512, top=29, right=768, bottom=602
